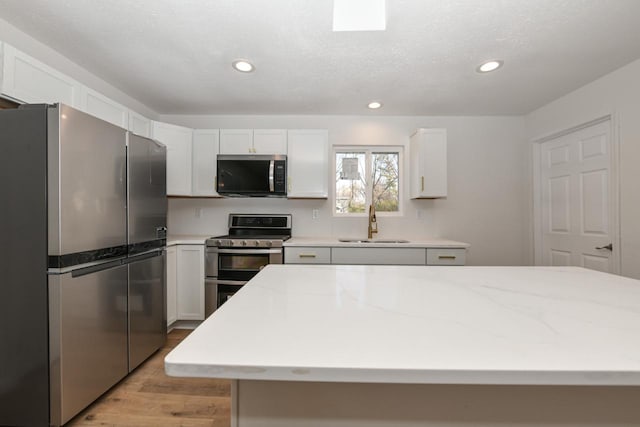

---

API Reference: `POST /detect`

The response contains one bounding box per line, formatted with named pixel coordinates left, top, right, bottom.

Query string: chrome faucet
left=367, top=204, right=378, bottom=239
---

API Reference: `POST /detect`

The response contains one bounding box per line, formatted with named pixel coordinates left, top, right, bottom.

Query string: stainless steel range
left=205, top=214, right=292, bottom=316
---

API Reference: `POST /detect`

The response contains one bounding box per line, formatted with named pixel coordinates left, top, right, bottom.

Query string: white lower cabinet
left=176, top=245, right=205, bottom=320
left=166, top=246, right=178, bottom=327
left=166, top=244, right=205, bottom=326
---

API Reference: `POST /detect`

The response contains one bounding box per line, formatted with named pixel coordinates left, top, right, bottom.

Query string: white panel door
left=1, top=43, right=82, bottom=106
left=176, top=245, right=205, bottom=320
left=287, top=129, right=329, bottom=198
left=166, top=246, right=178, bottom=327
left=253, top=129, right=287, bottom=154
left=192, top=129, right=220, bottom=196
left=151, top=121, right=193, bottom=195
left=128, top=111, right=151, bottom=137
left=540, top=120, right=614, bottom=272
left=219, top=129, right=253, bottom=154
left=80, top=87, right=129, bottom=128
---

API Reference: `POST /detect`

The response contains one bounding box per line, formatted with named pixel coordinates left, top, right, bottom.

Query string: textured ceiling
left=1, top=0, right=640, bottom=115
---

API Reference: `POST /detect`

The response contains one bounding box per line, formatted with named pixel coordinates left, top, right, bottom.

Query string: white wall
left=0, top=17, right=157, bottom=118
left=161, top=114, right=529, bottom=266
left=526, top=58, right=640, bottom=279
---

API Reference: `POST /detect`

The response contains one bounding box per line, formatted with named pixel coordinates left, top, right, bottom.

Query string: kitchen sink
left=338, top=238, right=410, bottom=244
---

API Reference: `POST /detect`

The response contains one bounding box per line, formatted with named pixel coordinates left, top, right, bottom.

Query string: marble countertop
left=165, top=265, right=640, bottom=386
left=284, top=237, right=470, bottom=248
left=166, top=234, right=210, bottom=246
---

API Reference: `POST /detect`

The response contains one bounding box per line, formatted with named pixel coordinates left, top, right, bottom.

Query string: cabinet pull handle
left=214, top=175, right=217, bottom=190
left=438, top=255, right=456, bottom=259
left=299, top=254, right=317, bottom=258
left=288, top=177, right=292, bottom=192
left=421, top=176, right=424, bottom=192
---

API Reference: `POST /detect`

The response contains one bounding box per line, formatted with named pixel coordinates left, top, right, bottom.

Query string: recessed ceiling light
left=232, top=59, right=255, bottom=73
left=367, top=101, right=383, bottom=109
left=477, top=60, right=503, bottom=73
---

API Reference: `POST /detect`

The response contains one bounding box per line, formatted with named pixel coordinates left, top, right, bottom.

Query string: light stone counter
left=166, top=234, right=210, bottom=246
left=165, top=265, right=640, bottom=427
left=284, top=236, right=470, bottom=248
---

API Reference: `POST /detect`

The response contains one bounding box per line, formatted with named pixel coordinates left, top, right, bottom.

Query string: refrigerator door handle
left=71, top=259, right=124, bottom=278
left=125, top=250, right=164, bottom=264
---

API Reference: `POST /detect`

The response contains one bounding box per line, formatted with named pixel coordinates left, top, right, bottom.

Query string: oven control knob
left=242, top=240, right=248, bottom=246
left=265, top=241, right=273, bottom=247
left=216, top=240, right=223, bottom=246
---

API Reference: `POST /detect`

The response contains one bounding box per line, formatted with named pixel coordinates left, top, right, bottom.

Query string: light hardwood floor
left=67, top=329, right=231, bottom=427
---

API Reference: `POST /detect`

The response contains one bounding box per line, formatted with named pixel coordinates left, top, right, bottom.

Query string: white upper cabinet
left=192, top=129, right=220, bottom=197
left=410, top=128, right=447, bottom=199
left=253, top=129, right=287, bottom=154
left=219, top=129, right=253, bottom=154
left=1, top=43, right=82, bottom=106
left=287, top=129, right=329, bottom=198
left=128, top=111, right=151, bottom=138
left=79, top=86, right=129, bottom=128
left=220, top=129, right=287, bottom=154
left=151, top=121, right=193, bottom=196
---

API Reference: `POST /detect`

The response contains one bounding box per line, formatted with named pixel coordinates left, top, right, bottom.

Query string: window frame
left=333, top=145, right=403, bottom=217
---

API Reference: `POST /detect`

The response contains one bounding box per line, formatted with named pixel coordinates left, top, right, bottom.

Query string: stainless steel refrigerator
left=0, top=104, right=167, bottom=427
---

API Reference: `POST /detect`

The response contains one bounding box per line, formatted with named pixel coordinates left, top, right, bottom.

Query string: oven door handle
left=215, top=248, right=283, bottom=255
left=212, top=279, right=248, bottom=286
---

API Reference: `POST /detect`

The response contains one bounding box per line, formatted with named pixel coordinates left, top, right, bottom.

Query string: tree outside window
left=335, top=148, right=400, bottom=214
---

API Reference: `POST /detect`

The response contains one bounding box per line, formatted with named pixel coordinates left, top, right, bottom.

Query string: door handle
left=595, top=243, right=613, bottom=251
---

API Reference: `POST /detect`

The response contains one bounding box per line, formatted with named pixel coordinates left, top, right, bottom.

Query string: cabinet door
left=287, top=130, right=329, bottom=198
left=1, top=43, right=82, bottom=106
left=219, top=129, right=253, bottom=154
left=129, top=111, right=151, bottom=137
left=192, top=129, right=220, bottom=196
left=253, top=129, right=287, bottom=154
left=166, top=246, right=178, bottom=326
left=151, top=121, right=193, bottom=195
left=176, top=245, right=205, bottom=320
left=80, top=87, right=129, bottom=129
left=410, top=128, right=447, bottom=199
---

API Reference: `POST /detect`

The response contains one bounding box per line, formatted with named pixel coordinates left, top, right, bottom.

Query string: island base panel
left=233, top=380, right=640, bottom=427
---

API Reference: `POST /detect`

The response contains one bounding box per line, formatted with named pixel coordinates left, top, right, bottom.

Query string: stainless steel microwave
left=216, top=154, right=287, bottom=197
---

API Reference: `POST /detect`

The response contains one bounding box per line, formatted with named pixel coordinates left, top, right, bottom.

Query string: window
left=334, top=147, right=401, bottom=215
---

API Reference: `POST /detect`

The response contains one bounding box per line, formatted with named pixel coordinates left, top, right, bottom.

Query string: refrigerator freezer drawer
left=48, top=262, right=129, bottom=426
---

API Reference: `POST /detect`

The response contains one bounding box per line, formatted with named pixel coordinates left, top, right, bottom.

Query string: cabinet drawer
left=426, top=248, right=466, bottom=265
left=332, top=248, right=425, bottom=265
left=285, top=247, right=331, bottom=264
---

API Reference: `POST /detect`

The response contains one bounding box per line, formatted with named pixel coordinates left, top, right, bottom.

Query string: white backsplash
left=168, top=197, right=438, bottom=240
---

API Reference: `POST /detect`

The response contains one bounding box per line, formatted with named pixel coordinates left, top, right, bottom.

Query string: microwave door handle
left=269, top=160, right=275, bottom=192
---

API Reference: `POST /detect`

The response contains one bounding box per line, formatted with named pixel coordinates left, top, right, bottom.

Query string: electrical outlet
left=312, top=209, right=319, bottom=219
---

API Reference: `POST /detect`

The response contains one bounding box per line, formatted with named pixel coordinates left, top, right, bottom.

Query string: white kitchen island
left=165, top=265, right=640, bottom=426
